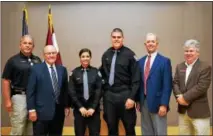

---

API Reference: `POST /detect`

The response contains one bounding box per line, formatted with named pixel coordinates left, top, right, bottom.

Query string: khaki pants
left=179, top=113, right=210, bottom=135
left=9, top=94, right=33, bottom=135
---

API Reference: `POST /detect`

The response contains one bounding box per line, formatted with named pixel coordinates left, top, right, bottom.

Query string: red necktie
left=144, top=55, right=151, bottom=95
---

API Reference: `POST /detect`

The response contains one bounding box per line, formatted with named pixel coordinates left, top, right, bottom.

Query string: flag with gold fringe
left=22, top=6, right=28, bottom=36
left=46, top=5, right=62, bottom=65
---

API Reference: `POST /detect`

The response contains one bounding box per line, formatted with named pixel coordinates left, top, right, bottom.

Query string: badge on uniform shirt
left=134, top=55, right=139, bottom=61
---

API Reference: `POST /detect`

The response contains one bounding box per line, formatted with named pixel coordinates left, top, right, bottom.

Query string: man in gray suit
left=173, top=39, right=212, bottom=135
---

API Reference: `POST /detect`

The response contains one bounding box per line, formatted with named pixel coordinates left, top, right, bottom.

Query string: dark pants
left=103, top=91, right=136, bottom=136
left=73, top=109, right=100, bottom=136
left=33, top=104, right=65, bottom=136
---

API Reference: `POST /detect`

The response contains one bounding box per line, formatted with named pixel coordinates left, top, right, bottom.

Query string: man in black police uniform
left=100, top=28, right=141, bottom=135
left=2, top=35, right=41, bottom=135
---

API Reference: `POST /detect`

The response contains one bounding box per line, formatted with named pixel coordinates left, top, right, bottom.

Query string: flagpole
left=22, top=5, right=25, bottom=11
left=22, top=4, right=28, bottom=36
left=49, top=4, right=51, bottom=13
left=48, top=5, right=52, bottom=34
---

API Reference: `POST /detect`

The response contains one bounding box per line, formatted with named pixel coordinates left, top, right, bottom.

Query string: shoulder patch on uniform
left=134, top=55, right=139, bottom=61
left=98, top=71, right=102, bottom=77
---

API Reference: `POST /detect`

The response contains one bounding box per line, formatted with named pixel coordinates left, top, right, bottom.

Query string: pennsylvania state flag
left=22, top=6, right=28, bottom=36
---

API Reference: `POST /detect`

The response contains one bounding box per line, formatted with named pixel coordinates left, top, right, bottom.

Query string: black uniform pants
left=73, top=109, right=100, bottom=136
left=103, top=91, right=136, bottom=136
left=33, top=104, right=65, bottom=136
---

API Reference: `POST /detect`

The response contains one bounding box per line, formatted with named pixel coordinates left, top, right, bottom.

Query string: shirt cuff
left=29, top=109, right=36, bottom=112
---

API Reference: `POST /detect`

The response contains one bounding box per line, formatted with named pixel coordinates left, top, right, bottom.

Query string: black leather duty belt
left=12, top=89, right=26, bottom=95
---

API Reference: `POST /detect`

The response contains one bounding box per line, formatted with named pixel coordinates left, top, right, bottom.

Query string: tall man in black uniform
left=2, top=35, right=41, bottom=135
left=100, top=28, right=141, bottom=135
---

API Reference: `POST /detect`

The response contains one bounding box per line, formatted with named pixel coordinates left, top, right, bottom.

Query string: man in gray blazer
left=173, top=39, right=212, bottom=135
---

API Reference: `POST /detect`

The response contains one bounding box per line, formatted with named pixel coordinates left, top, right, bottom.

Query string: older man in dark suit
left=27, top=45, right=70, bottom=136
left=173, top=39, right=212, bottom=135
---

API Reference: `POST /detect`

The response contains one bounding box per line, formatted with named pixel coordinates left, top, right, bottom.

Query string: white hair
left=184, top=39, right=200, bottom=52
left=145, top=33, right=158, bottom=41
left=43, top=45, right=56, bottom=53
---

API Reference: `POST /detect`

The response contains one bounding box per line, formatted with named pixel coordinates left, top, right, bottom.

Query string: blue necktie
left=83, top=69, right=89, bottom=100
left=109, top=50, right=117, bottom=86
left=50, top=66, right=60, bottom=103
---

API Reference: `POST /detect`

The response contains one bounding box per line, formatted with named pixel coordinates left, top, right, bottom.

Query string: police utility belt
left=11, top=86, right=26, bottom=96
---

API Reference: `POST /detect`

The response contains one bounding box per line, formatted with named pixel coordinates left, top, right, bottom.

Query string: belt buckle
left=14, top=89, right=21, bottom=93
left=14, top=89, right=25, bottom=95
left=15, top=89, right=22, bottom=92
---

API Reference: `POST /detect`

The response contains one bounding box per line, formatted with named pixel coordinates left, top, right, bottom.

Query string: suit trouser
left=179, top=113, right=210, bottom=135
left=33, top=104, right=65, bottom=136
left=10, top=94, right=33, bottom=135
left=141, top=98, right=167, bottom=135
left=103, top=91, right=136, bottom=136
left=73, top=109, right=100, bottom=136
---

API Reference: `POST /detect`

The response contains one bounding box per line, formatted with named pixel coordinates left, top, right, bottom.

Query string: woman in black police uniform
left=68, top=48, right=102, bottom=136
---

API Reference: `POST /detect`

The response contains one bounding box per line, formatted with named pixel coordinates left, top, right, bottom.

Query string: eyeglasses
left=45, top=52, right=57, bottom=55
left=112, top=36, right=122, bottom=39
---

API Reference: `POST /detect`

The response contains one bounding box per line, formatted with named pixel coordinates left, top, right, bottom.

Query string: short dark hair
left=111, top=28, right=124, bottom=37
left=79, top=48, right=92, bottom=57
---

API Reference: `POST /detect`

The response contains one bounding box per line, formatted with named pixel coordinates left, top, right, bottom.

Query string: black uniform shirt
left=100, top=45, right=141, bottom=100
left=69, top=65, right=102, bottom=110
left=2, top=51, right=41, bottom=89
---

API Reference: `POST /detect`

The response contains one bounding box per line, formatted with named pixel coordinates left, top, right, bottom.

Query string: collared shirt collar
left=45, top=62, right=56, bottom=68
left=147, top=51, right=158, bottom=58
left=185, top=58, right=198, bottom=67
left=19, top=51, right=33, bottom=59
left=110, top=45, right=124, bottom=53
left=80, top=65, right=91, bottom=71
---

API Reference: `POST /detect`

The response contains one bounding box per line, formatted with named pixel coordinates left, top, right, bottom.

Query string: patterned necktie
left=109, top=50, right=117, bottom=86
left=83, top=69, right=89, bottom=100
left=144, top=55, right=151, bottom=95
left=50, top=66, right=60, bottom=103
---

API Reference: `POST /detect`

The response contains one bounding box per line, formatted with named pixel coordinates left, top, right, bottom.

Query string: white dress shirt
left=185, top=58, right=198, bottom=85
left=46, top=62, right=58, bottom=82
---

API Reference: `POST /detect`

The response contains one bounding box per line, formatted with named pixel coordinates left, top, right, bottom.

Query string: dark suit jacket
left=27, top=62, right=69, bottom=120
left=173, top=59, right=212, bottom=118
left=138, top=53, right=173, bottom=113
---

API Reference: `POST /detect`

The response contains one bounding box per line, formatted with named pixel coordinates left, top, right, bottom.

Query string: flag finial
left=48, top=4, right=51, bottom=14
left=22, top=4, right=29, bottom=36
left=23, top=4, right=26, bottom=11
